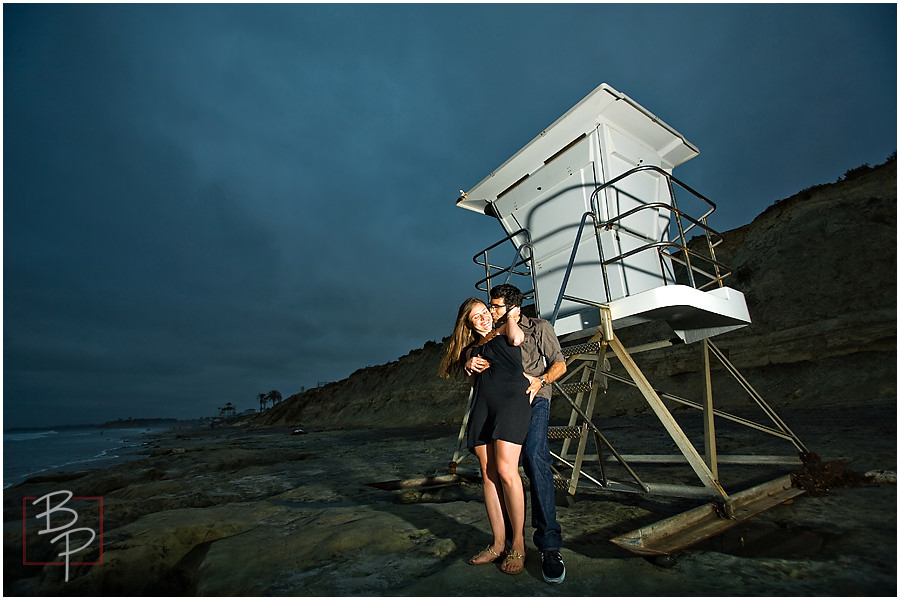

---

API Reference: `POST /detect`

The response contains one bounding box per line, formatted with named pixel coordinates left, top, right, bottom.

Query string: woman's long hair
left=438, top=297, right=486, bottom=379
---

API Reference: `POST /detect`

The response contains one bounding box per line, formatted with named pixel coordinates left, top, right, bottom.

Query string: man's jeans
left=522, top=396, right=563, bottom=551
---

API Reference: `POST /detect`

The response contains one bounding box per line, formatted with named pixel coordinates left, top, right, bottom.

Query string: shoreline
left=3, top=425, right=181, bottom=491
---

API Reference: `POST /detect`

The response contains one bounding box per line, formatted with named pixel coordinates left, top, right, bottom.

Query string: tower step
left=552, top=476, right=572, bottom=491
left=548, top=425, right=583, bottom=440
left=561, top=341, right=604, bottom=357
left=557, top=381, right=594, bottom=394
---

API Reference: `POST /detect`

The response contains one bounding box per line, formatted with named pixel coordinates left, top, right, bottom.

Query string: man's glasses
left=488, top=303, right=507, bottom=311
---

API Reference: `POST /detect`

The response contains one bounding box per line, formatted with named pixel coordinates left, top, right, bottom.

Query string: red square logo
left=22, top=491, right=103, bottom=581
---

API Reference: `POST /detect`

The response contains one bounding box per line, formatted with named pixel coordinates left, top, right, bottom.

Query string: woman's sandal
left=468, top=545, right=501, bottom=565
left=501, top=549, right=525, bottom=575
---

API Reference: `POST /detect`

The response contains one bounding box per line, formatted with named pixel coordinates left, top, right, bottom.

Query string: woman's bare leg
left=473, top=444, right=506, bottom=556
left=494, top=440, right=526, bottom=561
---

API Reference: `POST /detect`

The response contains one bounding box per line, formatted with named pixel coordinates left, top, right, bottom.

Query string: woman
left=439, top=297, right=530, bottom=575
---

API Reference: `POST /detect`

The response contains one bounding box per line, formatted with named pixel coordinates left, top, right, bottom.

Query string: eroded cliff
left=256, top=156, right=897, bottom=428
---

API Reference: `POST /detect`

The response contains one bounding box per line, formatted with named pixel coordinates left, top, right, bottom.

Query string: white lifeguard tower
left=457, top=83, right=751, bottom=343
left=453, top=83, right=812, bottom=559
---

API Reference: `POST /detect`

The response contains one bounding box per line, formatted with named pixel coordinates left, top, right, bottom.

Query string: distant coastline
left=4, top=417, right=201, bottom=434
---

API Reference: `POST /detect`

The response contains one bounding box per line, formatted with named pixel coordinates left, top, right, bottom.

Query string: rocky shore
left=4, top=158, right=896, bottom=595
left=3, top=401, right=896, bottom=596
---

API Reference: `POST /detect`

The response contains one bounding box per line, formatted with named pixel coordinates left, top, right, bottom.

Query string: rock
left=864, top=470, right=897, bottom=484
left=3, top=406, right=896, bottom=595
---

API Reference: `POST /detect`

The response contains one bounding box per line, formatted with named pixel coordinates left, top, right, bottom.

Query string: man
left=466, top=283, right=567, bottom=584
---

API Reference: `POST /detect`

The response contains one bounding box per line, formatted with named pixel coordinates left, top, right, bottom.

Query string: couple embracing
left=439, top=284, right=567, bottom=584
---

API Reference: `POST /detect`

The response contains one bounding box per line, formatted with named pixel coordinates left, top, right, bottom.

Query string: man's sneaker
left=541, top=550, right=565, bottom=584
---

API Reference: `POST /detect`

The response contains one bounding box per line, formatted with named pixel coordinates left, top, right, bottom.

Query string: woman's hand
left=465, top=355, right=491, bottom=376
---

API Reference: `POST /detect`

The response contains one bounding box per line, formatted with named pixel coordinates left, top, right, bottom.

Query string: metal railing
left=590, top=165, right=730, bottom=295
left=549, top=167, right=734, bottom=324
left=472, top=166, right=736, bottom=326
left=472, top=227, right=539, bottom=313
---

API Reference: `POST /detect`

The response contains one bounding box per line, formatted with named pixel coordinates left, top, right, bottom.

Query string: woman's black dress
left=466, top=333, right=531, bottom=451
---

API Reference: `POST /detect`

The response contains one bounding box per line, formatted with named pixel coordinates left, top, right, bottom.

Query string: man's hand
left=524, top=373, right=542, bottom=403
left=465, top=356, right=491, bottom=376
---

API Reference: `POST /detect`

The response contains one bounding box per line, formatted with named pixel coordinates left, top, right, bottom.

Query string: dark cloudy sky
left=4, top=3, right=896, bottom=428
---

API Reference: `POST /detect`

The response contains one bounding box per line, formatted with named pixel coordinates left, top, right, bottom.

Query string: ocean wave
left=4, top=426, right=164, bottom=489
left=4, top=430, right=59, bottom=442
left=3, top=450, right=124, bottom=489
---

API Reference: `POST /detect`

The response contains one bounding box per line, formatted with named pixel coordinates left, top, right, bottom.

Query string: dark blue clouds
left=4, top=4, right=896, bottom=427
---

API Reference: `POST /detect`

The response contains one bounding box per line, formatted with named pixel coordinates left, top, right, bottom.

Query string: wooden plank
left=610, top=475, right=805, bottom=556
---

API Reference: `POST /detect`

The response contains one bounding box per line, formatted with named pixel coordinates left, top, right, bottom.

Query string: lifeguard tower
left=452, top=83, right=812, bottom=558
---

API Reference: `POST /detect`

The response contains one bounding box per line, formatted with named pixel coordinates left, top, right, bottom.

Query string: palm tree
left=258, top=392, right=268, bottom=412
left=267, top=390, right=282, bottom=406
left=220, top=402, right=235, bottom=417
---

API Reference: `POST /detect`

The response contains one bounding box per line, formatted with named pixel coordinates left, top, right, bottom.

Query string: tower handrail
left=471, top=168, right=735, bottom=327
left=545, top=168, right=734, bottom=324
left=589, top=164, right=717, bottom=227
left=550, top=211, right=738, bottom=326
left=472, top=227, right=538, bottom=310
left=589, top=165, right=730, bottom=296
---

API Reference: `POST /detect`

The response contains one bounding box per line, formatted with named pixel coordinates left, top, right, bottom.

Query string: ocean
left=3, top=425, right=170, bottom=489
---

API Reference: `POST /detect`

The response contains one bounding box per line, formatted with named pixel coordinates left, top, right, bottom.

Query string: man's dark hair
left=489, top=283, right=524, bottom=308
